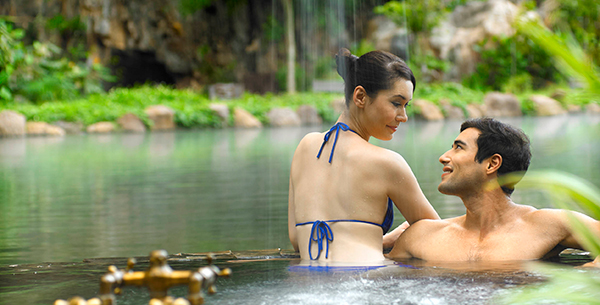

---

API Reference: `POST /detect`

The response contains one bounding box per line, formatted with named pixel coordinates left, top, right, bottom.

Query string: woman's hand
left=383, top=221, right=410, bottom=250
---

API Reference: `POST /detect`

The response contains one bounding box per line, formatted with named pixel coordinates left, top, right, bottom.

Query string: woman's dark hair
left=460, top=118, right=532, bottom=195
left=335, top=48, right=415, bottom=107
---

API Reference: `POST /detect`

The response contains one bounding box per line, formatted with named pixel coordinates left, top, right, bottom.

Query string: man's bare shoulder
left=403, top=217, right=463, bottom=239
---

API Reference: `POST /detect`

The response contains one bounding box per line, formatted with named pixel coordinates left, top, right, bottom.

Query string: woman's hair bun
left=335, top=48, right=358, bottom=82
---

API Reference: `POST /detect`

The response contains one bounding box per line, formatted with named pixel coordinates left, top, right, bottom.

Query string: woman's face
left=363, top=78, right=413, bottom=141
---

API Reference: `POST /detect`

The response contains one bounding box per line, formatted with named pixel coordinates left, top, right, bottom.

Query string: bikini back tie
left=317, top=122, right=359, bottom=163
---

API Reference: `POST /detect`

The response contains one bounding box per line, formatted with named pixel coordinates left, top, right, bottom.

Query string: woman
left=288, top=48, right=439, bottom=263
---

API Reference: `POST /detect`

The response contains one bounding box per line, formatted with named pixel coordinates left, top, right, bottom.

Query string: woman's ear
left=353, top=86, right=367, bottom=108
left=486, top=154, right=502, bottom=175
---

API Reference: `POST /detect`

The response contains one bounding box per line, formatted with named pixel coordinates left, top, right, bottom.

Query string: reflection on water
left=0, top=115, right=599, bottom=267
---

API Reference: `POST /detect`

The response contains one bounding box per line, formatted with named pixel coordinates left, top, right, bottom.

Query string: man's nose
left=439, top=150, right=450, bottom=164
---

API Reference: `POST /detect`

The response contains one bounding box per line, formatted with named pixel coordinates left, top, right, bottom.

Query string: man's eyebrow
left=453, top=140, right=467, bottom=147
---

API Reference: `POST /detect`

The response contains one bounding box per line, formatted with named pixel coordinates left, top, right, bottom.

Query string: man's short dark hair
left=460, top=118, right=532, bottom=195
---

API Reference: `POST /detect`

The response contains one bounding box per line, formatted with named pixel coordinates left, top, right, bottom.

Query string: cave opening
left=107, top=49, right=177, bottom=89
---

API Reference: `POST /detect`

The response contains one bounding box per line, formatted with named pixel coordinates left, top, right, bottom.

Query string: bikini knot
left=316, top=122, right=355, bottom=163
left=309, top=220, right=334, bottom=260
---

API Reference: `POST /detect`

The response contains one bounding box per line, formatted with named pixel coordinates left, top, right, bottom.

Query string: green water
left=0, top=115, right=599, bottom=266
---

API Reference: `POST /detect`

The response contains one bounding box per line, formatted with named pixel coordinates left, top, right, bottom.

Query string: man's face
left=437, top=128, right=488, bottom=196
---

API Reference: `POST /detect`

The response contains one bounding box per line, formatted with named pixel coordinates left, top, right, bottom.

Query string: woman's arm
left=383, top=221, right=409, bottom=250
left=385, top=152, right=440, bottom=224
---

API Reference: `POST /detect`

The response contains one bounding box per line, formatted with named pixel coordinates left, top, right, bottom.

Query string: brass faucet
left=54, top=250, right=232, bottom=305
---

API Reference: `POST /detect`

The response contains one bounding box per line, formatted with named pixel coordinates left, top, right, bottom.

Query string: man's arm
left=556, top=210, right=600, bottom=250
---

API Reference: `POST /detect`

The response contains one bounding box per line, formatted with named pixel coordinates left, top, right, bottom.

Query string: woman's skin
left=288, top=79, right=440, bottom=263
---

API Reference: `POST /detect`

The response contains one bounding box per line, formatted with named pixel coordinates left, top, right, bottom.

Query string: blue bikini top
left=296, top=122, right=395, bottom=260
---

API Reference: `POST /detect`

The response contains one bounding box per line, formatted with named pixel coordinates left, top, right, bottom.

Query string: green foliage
left=352, top=39, right=375, bottom=57
left=262, top=14, right=284, bottom=43
left=45, top=14, right=86, bottom=34
left=374, top=0, right=448, bottom=34
left=0, top=18, right=114, bottom=103
left=553, top=0, right=600, bottom=66
left=416, top=82, right=484, bottom=109
left=464, top=35, right=560, bottom=91
left=276, top=64, right=309, bottom=92
left=502, top=73, right=533, bottom=94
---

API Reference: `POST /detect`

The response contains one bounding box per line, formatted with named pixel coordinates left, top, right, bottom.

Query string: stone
left=117, top=113, right=146, bottom=133
left=267, top=108, right=301, bottom=127
left=145, top=105, right=176, bottom=130
left=233, top=108, right=262, bottom=128
left=208, top=83, right=244, bottom=100
left=586, top=103, right=600, bottom=114
left=87, top=122, right=115, bottom=133
left=413, top=99, right=444, bottom=121
left=529, top=95, right=566, bottom=116
left=550, top=89, right=567, bottom=101
left=53, top=121, right=84, bottom=134
left=444, top=105, right=465, bottom=119
left=0, top=110, right=26, bottom=136
left=567, top=104, right=582, bottom=113
left=466, top=104, right=484, bottom=118
left=296, top=105, right=323, bottom=125
left=209, top=103, right=230, bottom=121
left=483, top=92, right=522, bottom=117
left=26, top=122, right=65, bottom=136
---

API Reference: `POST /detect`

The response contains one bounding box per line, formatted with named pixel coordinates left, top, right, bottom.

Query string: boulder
left=439, top=99, right=465, bottom=119
left=26, top=122, right=65, bottom=136
left=267, top=108, right=301, bottom=127
left=53, top=121, right=84, bottom=134
left=0, top=110, right=26, bottom=136
left=567, top=104, right=582, bottom=113
left=233, top=108, right=262, bottom=128
left=145, top=105, right=176, bottom=130
left=209, top=103, right=230, bottom=121
left=483, top=92, right=522, bottom=117
left=413, top=100, right=444, bottom=121
left=586, top=103, right=600, bottom=114
left=208, top=83, right=244, bottom=100
left=550, top=89, right=567, bottom=101
left=529, top=95, right=566, bottom=116
left=87, top=122, right=115, bottom=133
left=466, top=104, right=484, bottom=118
left=117, top=113, right=146, bottom=133
left=296, top=105, right=323, bottom=125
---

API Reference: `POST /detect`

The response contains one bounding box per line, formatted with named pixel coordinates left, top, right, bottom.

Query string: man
left=387, top=117, right=600, bottom=261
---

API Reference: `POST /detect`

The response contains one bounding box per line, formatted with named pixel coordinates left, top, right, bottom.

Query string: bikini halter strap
left=316, top=122, right=359, bottom=163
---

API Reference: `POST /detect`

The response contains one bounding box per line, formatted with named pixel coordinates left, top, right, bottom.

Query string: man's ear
left=353, top=86, right=367, bottom=108
left=486, top=154, right=502, bottom=175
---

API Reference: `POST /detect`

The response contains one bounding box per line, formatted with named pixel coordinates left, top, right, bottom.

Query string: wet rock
left=117, top=113, right=146, bottom=133
left=413, top=99, right=444, bottom=121
left=267, top=108, right=301, bottom=127
left=365, top=16, right=409, bottom=58
left=87, top=122, right=115, bottom=133
left=0, top=110, right=26, bottom=137
left=586, top=103, right=600, bottom=114
left=53, top=121, right=84, bottom=134
left=145, top=105, right=176, bottom=130
left=208, top=83, right=244, bottom=100
left=529, top=95, right=566, bottom=116
left=296, top=105, right=323, bottom=125
left=483, top=92, right=522, bottom=117
left=26, top=122, right=65, bottom=136
left=466, top=104, right=484, bottom=118
left=233, top=108, right=262, bottom=128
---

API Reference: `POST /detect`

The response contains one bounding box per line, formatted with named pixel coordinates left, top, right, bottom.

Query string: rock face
left=430, top=0, right=518, bottom=81
left=208, top=84, right=244, bottom=100
left=529, top=95, right=566, bottom=116
left=0, top=110, right=26, bottom=136
left=267, top=108, right=301, bottom=127
left=26, top=122, right=66, bottom=136
left=233, top=108, right=262, bottom=128
left=413, top=100, right=444, bottom=121
left=586, top=103, right=600, bottom=114
left=209, top=103, right=230, bottom=127
left=87, top=122, right=115, bottom=133
left=296, top=105, right=322, bottom=125
left=145, top=105, right=176, bottom=130
left=439, top=99, right=465, bottom=119
left=466, top=104, right=484, bottom=118
left=483, top=92, right=522, bottom=117
left=117, top=113, right=146, bottom=133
